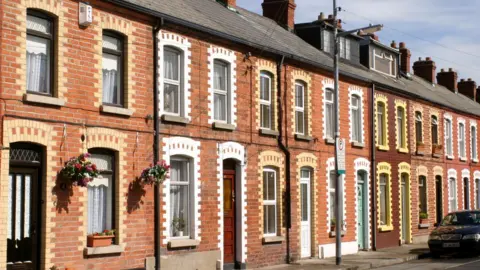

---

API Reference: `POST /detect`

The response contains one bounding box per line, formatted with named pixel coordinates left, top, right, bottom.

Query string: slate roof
left=113, top=0, right=480, bottom=117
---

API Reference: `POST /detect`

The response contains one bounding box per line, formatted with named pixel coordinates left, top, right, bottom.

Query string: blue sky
left=237, top=0, right=480, bottom=83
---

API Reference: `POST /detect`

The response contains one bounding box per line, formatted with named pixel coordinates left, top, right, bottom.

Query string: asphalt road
left=376, top=255, right=480, bottom=270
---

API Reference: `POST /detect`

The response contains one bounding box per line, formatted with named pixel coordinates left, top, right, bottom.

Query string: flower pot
left=87, top=235, right=114, bottom=247
left=420, top=218, right=428, bottom=225
left=177, top=231, right=184, bottom=237
left=330, top=225, right=335, bottom=232
left=432, top=145, right=443, bottom=156
left=416, top=144, right=426, bottom=154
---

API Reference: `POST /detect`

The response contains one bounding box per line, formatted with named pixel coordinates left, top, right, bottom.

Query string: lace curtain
left=102, top=54, right=119, bottom=104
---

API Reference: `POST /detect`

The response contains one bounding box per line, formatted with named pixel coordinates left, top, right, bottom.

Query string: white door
left=300, top=169, right=311, bottom=258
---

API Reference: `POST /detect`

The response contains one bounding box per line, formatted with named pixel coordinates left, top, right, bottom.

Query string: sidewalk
left=256, top=244, right=430, bottom=270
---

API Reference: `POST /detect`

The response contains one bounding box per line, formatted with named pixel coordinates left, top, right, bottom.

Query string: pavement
left=256, top=244, right=431, bottom=270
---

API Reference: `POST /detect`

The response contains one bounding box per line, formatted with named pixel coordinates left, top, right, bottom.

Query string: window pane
left=419, top=177, right=427, bottom=213
left=214, top=93, right=227, bottom=121
left=431, top=117, right=438, bottom=145
left=377, top=104, right=384, bottom=145
left=260, top=75, right=270, bottom=101
left=296, top=111, right=304, bottom=134
left=301, top=183, right=308, bottom=221
left=329, top=171, right=336, bottom=190
left=352, top=108, right=361, bottom=141
left=301, top=169, right=310, bottom=179
left=102, top=35, right=120, bottom=51
left=329, top=192, right=336, bottom=225
left=164, top=49, right=179, bottom=81
left=326, top=90, right=334, bottom=101
left=295, top=84, right=304, bottom=108
left=88, top=185, right=108, bottom=234
left=260, top=104, right=271, bottom=129
left=27, top=15, right=51, bottom=34
left=263, top=205, right=276, bottom=234
left=26, top=35, right=51, bottom=93
left=170, top=185, right=190, bottom=236
left=397, top=108, right=404, bottom=147
left=164, top=83, right=179, bottom=114
left=263, top=171, right=275, bottom=201
left=415, top=113, right=422, bottom=142
left=102, top=53, right=121, bottom=104
left=326, top=103, right=334, bottom=138
left=89, top=154, right=113, bottom=171
left=171, top=160, right=189, bottom=182
left=380, top=184, right=386, bottom=225
left=214, top=61, right=227, bottom=91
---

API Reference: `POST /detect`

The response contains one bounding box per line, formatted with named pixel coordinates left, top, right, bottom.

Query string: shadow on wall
left=127, top=178, right=147, bottom=214
left=53, top=171, right=73, bottom=214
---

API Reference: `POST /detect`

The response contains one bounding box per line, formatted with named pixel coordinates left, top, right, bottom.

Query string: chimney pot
left=441, top=68, right=445, bottom=72
left=468, top=78, right=472, bottom=81
left=461, top=79, right=465, bottom=82
left=262, top=0, right=296, bottom=30
left=391, top=40, right=397, bottom=48
left=449, top=68, right=453, bottom=72
left=399, top=41, right=411, bottom=74
left=426, top=57, right=432, bottom=61
left=318, top=12, right=325, bottom=20
left=218, top=0, right=236, bottom=7
left=413, top=57, right=436, bottom=83
left=399, top=42, right=406, bottom=48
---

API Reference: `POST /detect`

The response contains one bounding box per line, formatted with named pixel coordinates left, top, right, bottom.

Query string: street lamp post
left=332, top=0, right=382, bottom=265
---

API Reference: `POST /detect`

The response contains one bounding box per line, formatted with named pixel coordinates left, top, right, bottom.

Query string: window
left=397, top=107, right=406, bottom=148
left=476, top=179, right=480, bottom=209
left=431, top=116, right=438, bottom=145
left=446, top=119, right=453, bottom=156
left=295, top=81, right=306, bottom=134
left=449, top=177, right=457, bottom=211
left=213, top=60, right=230, bottom=122
left=328, top=170, right=337, bottom=230
left=379, top=173, right=389, bottom=226
left=87, top=150, right=115, bottom=237
left=263, top=168, right=277, bottom=236
left=163, top=47, right=183, bottom=115
left=323, top=29, right=333, bottom=54
left=377, top=102, right=386, bottom=146
left=415, top=112, right=423, bottom=143
left=464, top=177, right=470, bottom=210
left=102, top=32, right=124, bottom=106
left=351, top=94, right=362, bottom=142
left=169, top=157, right=192, bottom=238
left=418, top=176, right=427, bottom=214
left=325, top=88, right=334, bottom=139
left=260, top=72, right=273, bottom=129
left=374, top=50, right=396, bottom=77
left=26, top=11, right=54, bottom=95
left=472, top=125, right=477, bottom=160
left=459, top=122, right=466, bottom=158
left=339, top=37, right=350, bottom=60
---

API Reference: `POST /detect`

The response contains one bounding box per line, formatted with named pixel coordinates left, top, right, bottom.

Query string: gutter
left=153, top=18, right=163, bottom=270
left=276, top=55, right=291, bottom=263
left=370, top=83, right=377, bottom=251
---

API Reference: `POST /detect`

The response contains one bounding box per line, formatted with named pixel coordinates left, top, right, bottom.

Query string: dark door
left=436, top=176, right=443, bottom=224
left=7, top=168, right=40, bottom=270
left=223, top=170, right=236, bottom=264
left=464, top=178, right=470, bottom=210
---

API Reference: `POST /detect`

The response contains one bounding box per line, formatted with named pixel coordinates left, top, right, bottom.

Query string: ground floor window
left=169, top=157, right=192, bottom=238
left=449, top=177, right=457, bottom=211
left=263, top=167, right=277, bottom=236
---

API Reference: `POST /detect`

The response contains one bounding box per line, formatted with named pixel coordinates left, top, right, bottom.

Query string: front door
left=436, top=176, right=443, bottom=224
left=300, top=169, right=311, bottom=258
left=7, top=168, right=40, bottom=270
left=223, top=170, right=236, bottom=265
left=357, top=177, right=365, bottom=249
left=400, top=174, right=408, bottom=244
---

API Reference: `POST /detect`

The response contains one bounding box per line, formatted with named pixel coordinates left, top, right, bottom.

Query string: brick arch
left=417, top=165, right=428, bottom=177
left=433, top=166, right=443, bottom=177
left=86, top=127, right=127, bottom=151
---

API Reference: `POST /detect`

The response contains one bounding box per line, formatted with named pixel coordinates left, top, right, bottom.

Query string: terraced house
left=3, top=0, right=480, bottom=270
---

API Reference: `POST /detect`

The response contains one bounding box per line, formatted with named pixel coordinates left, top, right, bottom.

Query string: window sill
left=459, top=157, right=467, bottom=162
left=259, top=129, right=279, bottom=137
left=23, top=93, right=65, bottom=107
left=329, top=231, right=346, bottom=237
left=325, top=138, right=335, bottom=145
left=84, top=244, right=125, bottom=256
left=398, top=148, right=409, bottom=154
left=418, top=223, right=430, bottom=229
left=377, top=145, right=389, bottom=151
left=168, top=239, right=200, bottom=248
left=213, top=122, right=235, bottom=131
left=101, top=105, right=133, bottom=117
left=295, top=134, right=313, bottom=142
left=432, top=154, right=441, bottom=158
left=415, top=151, right=425, bottom=156
left=262, top=236, right=285, bottom=244
left=472, top=159, right=479, bottom=163
left=161, top=114, right=189, bottom=124
left=379, top=225, right=393, bottom=232
left=446, top=155, right=454, bottom=160
left=352, top=142, right=365, bottom=148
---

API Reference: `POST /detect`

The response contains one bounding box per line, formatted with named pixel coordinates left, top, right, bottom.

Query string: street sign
left=336, top=138, right=346, bottom=174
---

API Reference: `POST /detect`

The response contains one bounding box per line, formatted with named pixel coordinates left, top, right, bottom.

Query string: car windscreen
left=441, top=212, right=480, bottom=226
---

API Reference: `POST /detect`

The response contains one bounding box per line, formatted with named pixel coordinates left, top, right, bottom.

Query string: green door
left=357, top=181, right=365, bottom=249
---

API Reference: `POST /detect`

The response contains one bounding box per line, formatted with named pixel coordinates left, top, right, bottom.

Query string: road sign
left=336, top=138, right=346, bottom=174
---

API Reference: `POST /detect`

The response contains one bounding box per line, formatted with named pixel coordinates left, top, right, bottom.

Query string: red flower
left=92, top=164, right=97, bottom=171
left=75, top=163, right=82, bottom=170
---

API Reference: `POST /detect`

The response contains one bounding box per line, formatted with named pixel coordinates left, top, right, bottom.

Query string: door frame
left=299, top=168, right=312, bottom=258
left=357, top=171, right=368, bottom=250
left=435, top=175, right=443, bottom=224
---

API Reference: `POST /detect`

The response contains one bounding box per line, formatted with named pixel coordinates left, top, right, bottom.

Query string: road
left=376, top=256, right=480, bottom=270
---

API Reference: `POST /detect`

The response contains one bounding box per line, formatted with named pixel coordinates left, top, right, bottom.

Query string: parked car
left=428, top=210, right=480, bottom=257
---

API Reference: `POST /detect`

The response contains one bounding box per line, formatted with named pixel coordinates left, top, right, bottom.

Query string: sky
left=237, top=0, right=480, bottom=82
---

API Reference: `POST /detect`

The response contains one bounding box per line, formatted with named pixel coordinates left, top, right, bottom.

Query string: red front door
left=223, top=170, right=235, bottom=263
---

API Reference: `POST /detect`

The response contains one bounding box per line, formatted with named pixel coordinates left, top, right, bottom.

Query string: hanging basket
left=140, top=160, right=170, bottom=185
left=61, top=153, right=99, bottom=187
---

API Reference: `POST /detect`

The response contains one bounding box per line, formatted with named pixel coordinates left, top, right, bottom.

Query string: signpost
left=336, top=138, right=346, bottom=175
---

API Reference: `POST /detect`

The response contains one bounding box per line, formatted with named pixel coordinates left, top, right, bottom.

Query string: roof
left=112, top=0, right=480, bottom=117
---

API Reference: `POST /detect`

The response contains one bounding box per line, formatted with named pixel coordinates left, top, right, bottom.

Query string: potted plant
left=416, top=141, right=426, bottom=154
left=419, top=212, right=429, bottom=224
left=61, top=153, right=99, bottom=187
left=87, top=229, right=115, bottom=247
left=140, top=160, right=170, bottom=185
left=172, top=217, right=186, bottom=237
left=330, top=218, right=336, bottom=232
left=432, top=144, right=443, bottom=155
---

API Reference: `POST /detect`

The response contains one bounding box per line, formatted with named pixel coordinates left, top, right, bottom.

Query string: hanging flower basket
left=140, top=160, right=170, bottom=185
left=61, top=153, right=99, bottom=187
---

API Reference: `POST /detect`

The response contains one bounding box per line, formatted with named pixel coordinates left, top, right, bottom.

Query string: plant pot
left=416, top=144, right=426, bottom=154
left=420, top=218, right=428, bottom=225
left=177, top=231, right=184, bottom=237
left=330, top=225, right=335, bottom=232
left=432, top=145, right=443, bottom=156
left=87, top=235, right=114, bottom=247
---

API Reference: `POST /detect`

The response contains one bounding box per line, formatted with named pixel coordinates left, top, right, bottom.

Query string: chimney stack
left=437, top=68, right=458, bottom=93
left=458, top=78, right=477, bottom=100
left=317, top=13, right=342, bottom=29
left=477, top=86, right=480, bottom=103
left=413, top=57, right=436, bottom=83
left=390, top=40, right=397, bottom=49
left=399, top=42, right=411, bottom=74
left=262, top=0, right=297, bottom=30
left=358, top=30, right=379, bottom=41
left=218, top=0, right=236, bottom=7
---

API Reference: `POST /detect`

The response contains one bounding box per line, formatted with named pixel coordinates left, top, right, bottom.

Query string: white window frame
left=397, top=107, right=406, bottom=148
left=449, top=177, right=457, bottom=212
left=350, top=93, right=363, bottom=143
left=213, top=60, right=230, bottom=123
left=169, top=156, right=193, bottom=239
left=471, top=121, right=478, bottom=162
left=295, top=81, right=306, bottom=135
left=445, top=115, right=453, bottom=158
left=339, top=37, right=351, bottom=60
left=372, top=49, right=396, bottom=77
left=324, top=88, right=335, bottom=139
left=260, top=72, right=273, bottom=130
left=459, top=119, right=466, bottom=160
left=162, top=46, right=183, bottom=116
left=263, top=167, right=277, bottom=237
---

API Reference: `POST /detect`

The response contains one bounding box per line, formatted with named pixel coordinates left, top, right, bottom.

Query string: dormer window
left=339, top=37, right=350, bottom=60
left=373, top=50, right=396, bottom=77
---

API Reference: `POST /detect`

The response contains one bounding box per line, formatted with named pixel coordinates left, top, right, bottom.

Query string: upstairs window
left=431, top=115, right=438, bottom=145
left=374, top=50, right=396, bottom=77
left=377, top=102, right=386, bottom=146
left=445, top=119, right=453, bottom=156
left=415, top=112, right=423, bottom=143
left=163, top=47, right=183, bottom=116
left=339, top=37, right=350, bottom=60
left=213, top=60, right=230, bottom=123
left=26, top=11, right=54, bottom=95
left=295, top=81, right=306, bottom=134
left=396, top=107, right=406, bottom=149
left=102, top=32, right=124, bottom=106
left=472, top=125, right=478, bottom=160
left=323, top=29, right=334, bottom=54
left=325, top=88, right=334, bottom=139
left=260, top=72, right=273, bottom=129
left=459, top=122, right=466, bottom=159
left=351, top=94, right=362, bottom=142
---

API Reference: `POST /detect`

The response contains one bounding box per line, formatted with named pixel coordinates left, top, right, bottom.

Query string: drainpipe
left=153, top=18, right=163, bottom=270
left=370, top=83, right=377, bottom=251
left=276, top=55, right=291, bottom=263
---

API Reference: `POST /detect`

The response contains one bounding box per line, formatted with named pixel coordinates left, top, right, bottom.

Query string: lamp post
left=332, top=0, right=382, bottom=265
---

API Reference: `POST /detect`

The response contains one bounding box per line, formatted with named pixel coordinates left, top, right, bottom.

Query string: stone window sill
left=418, top=223, right=430, bottom=229
left=329, top=231, right=346, bottom=237
left=459, top=157, right=467, bottom=162
left=213, top=122, right=235, bottom=131
left=101, top=105, right=133, bottom=117
left=161, top=114, right=189, bottom=124
left=325, top=138, right=335, bottom=145
left=352, top=142, right=365, bottom=148
left=432, top=154, right=441, bottom=158
left=398, top=147, right=409, bottom=154
left=23, top=93, right=65, bottom=107
left=446, top=155, right=454, bottom=160
left=473, top=159, right=479, bottom=163
left=259, top=129, right=279, bottom=137
left=377, top=145, right=389, bottom=151
left=262, top=236, right=285, bottom=244
left=295, top=134, right=313, bottom=142
left=415, top=151, right=425, bottom=156
left=379, top=225, right=393, bottom=232
left=168, top=239, right=200, bottom=248
left=84, top=244, right=125, bottom=256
